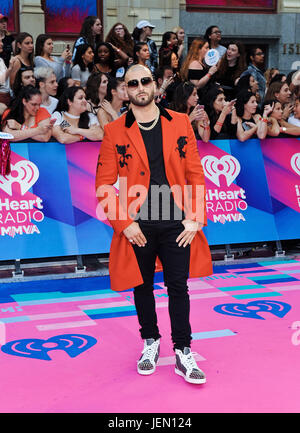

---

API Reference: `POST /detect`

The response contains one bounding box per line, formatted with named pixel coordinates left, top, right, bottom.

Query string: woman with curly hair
left=180, top=38, right=218, bottom=93
left=105, top=22, right=134, bottom=68
left=93, top=42, right=116, bottom=77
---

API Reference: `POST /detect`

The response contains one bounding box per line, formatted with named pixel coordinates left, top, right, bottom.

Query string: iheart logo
left=201, top=155, right=241, bottom=187
left=291, top=153, right=300, bottom=176
left=0, top=160, right=39, bottom=196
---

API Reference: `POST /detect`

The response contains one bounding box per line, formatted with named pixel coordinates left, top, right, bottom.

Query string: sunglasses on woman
left=126, top=77, right=153, bottom=88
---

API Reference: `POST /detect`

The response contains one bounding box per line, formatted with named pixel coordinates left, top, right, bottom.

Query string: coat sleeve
left=95, top=124, right=134, bottom=236
left=183, top=114, right=207, bottom=226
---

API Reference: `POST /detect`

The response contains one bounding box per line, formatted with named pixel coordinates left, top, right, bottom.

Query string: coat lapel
left=125, top=121, right=149, bottom=170
left=161, top=114, right=176, bottom=165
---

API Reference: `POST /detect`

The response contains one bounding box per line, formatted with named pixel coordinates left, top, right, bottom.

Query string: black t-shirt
left=136, top=116, right=184, bottom=223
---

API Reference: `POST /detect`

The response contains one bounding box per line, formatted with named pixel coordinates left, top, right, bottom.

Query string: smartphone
left=242, top=121, right=251, bottom=131
left=197, top=105, right=204, bottom=110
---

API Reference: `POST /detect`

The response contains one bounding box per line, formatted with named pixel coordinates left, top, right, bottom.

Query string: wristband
left=207, top=73, right=211, bottom=79
left=79, top=135, right=85, bottom=141
left=216, top=121, right=223, bottom=127
left=262, top=118, right=268, bottom=123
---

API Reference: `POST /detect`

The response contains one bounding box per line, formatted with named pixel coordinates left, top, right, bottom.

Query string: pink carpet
left=0, top=258, right=300, bottom=413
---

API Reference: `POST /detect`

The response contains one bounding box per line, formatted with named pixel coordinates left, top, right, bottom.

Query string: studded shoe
left=137, top=338, right=160, bottom=375
left=175, top=347, right=206, bottom=384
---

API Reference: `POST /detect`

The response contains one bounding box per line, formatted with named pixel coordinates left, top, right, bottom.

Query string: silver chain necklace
left=136, top=108, right=160, bottom=131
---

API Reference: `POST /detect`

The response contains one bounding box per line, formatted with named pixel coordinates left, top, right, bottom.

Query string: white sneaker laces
left=141, top=340, right=159, bottom=362
left=182, top=351, right=200, bottom=371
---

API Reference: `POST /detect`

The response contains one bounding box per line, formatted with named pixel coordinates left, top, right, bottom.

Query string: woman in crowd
left=133, top=42, right=151, bottom=69
left=263, top=99, right=300, bottom=136
left=34, top=34, right=72, bottom=81
left=216, top=41, right=247, bottom=99
left=0, top=39, right=13, bottom=106
left=93, top=42, right=116, bottom=76
left=72, top=16, right=102, bottom=60
left=85, top=72, right=109, bottom=121
left=204, top=25, right=227, bottom=58
left=159, top=32, right=178, bottom=59
left=202, top=87, right=237, bottom=139
left=288, top=96, right=300, bottom=127
left=97, top=77, right=128, bottom=130
left=265, top=81, right=292, bottom=120
left=264, top=68, right=279, bottom=91
left=132, top=20, right=158, bottom=73
left=1, top=85, right=52, bottom=142
left=51, top=86, right=102, bottom=143
left=105, top=22, right=134, bottom=68
left=0, top=13, right=14, bottom=67
left=11, top=66, right=36, bottom=98
left=235, top=73, right=260, bottom=103
left=56, top=77, right=76, bottom=99
left=235, top=89, right=272, bottom=142
left=172, top=26, right=185, bottom=62
left=180, top=38, right=218, bottom=95
left=9, top=32, right=34, bottom=87
left=170, top=81, right=210, bottom=142
left=71, top=44, right=94, bottom=88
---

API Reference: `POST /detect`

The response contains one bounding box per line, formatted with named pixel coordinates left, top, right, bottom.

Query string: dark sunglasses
left=126, top=77, right=153, bottom=88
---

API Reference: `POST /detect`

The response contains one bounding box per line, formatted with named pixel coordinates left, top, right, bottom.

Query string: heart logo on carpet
left=214, top=300, right=291, bottom=320
left=1, top=334, right=97, bottom=360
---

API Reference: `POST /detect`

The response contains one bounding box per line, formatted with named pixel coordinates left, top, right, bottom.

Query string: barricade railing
left=0, top=136, right=299, bottom=276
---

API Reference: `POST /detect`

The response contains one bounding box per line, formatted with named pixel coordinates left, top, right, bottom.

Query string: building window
left=186, top=0, right=277, bottom=13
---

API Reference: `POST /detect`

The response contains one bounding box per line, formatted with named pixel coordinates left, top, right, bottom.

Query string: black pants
left=132, top=220, right=191, bottom=351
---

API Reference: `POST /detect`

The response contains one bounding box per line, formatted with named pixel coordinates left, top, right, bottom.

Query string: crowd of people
left=1, top=14, right=300, bottom=143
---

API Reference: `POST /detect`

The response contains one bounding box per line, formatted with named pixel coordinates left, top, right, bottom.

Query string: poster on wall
left=44, top=0, right=102, bottom=37
left=186, top=0, right=277, bottom=12
left=1, top=0, right=19, bottom=33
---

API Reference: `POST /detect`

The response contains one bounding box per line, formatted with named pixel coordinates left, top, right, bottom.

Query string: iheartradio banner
left=198, top=138, right=279, bottom=245
left=0, top=139, right=299, bottom=261
left=260, top=138, right=300, bottom=241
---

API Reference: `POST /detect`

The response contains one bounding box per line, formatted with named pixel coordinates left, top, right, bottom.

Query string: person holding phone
left=1, top=85, right=53, bottom=142
left=34, top=34, right=72, bottom=81
left=170, top=81, right=210, bottom=142
left=202, top=87, right=238, bottom=139
left=235, top=89, right=273, bottom=142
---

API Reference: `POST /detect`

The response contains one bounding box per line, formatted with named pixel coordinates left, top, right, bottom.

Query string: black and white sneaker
left=137, top=338, right=160, bottom=375
left=175, top=347, right=206, bottom=384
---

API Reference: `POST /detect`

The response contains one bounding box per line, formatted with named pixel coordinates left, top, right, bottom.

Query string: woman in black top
left=216, top=41, right=247, bottom=100
left=202, top=87, right=237, bottom=139
left=0, top=14, right=14, bottom=67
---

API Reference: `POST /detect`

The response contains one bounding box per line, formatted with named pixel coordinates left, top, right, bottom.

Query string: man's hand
left=123, top=222, right=147, bottom=247
left=176, top=219, right=203, bottom=248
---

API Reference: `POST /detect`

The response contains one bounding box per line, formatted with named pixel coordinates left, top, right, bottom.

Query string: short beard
left=129, top=89, right=155, bottom=107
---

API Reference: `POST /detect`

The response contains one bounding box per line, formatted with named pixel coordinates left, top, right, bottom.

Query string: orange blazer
left=95, top=106, right=213, bottom=291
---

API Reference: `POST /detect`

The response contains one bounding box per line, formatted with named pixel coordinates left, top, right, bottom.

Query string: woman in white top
left=71, top=44, right=94, bottom=88
left=34, top=34, right=72, bottom=81
left=51, top=86, right=103, bottom=144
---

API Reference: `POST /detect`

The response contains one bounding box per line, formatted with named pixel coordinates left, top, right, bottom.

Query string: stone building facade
left=16, top=0, right=300, bottom=73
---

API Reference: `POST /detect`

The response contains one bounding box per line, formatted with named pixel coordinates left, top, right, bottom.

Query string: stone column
left=19, top=0, right=45, bottom=41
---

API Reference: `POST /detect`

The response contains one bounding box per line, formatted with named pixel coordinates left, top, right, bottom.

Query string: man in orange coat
left=96, top=64, right=212, bottom=384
